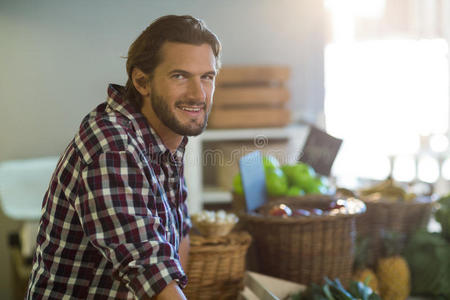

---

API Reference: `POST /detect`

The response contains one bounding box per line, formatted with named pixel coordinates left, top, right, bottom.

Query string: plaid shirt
left=27, top=84, right=191, bottom=299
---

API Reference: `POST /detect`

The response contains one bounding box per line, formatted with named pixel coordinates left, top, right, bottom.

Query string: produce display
left=358, top=177, right=416, bottom=202
left=352, top=237, right=379, bottom=294
left=354, top=176, right=434, bottom=271
left=226, top=152, right=448, bottom=298
left=435, top=193, right=450, bottom=240
left=376, top=232, right=411, bottom=300
left=288, top=278, right=381, bottom=300
left=232, top=156, right=329, bottom=196
left=404, top=230, right=450, bottom=298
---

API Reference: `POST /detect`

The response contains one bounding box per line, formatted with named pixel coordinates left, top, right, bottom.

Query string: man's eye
left=172, top=74, right=184, bottom=79
left=202, top=75, right=215, bottom=81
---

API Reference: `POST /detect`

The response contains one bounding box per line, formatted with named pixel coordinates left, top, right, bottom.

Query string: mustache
left=175, top=100, right=206, bottom=109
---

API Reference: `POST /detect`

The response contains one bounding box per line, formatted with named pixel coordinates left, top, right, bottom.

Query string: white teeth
left=181, top=107, right=201, bottom=112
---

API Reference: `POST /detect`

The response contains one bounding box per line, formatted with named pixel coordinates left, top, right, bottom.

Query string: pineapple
left=376, top=231, right=411, bottom=300
left=352, top=236, right=379, bottom=293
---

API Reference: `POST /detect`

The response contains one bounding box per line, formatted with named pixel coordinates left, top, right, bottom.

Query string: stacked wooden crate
left=208, top=65, right=291, bottom=128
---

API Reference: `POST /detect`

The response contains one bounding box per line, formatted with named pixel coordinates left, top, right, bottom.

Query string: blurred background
left=1, top=0, right=449, bottom=298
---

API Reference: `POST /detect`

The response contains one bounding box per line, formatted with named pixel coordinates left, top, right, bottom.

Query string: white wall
left=0, top=0, right=325, bottom=162
left=0, top=0, right=324, bottom=298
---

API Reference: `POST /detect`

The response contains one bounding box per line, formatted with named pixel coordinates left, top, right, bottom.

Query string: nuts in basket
left=191, top=210, right=239, bottom=237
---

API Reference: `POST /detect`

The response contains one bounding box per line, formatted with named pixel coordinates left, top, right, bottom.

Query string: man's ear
left=131, top=68, right=150, bottom=96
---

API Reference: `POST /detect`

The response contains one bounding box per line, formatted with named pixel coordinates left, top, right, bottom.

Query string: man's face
left=148, top=42, right=217, bottom=136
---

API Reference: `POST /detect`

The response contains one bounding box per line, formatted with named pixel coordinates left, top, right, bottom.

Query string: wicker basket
left=185, top=231, right=252, bottom=300
left=355, top=197, right=433, bottom=266
left=239, top=194, right=364, bottom=286
left=192, top=221, right=237, bottom=237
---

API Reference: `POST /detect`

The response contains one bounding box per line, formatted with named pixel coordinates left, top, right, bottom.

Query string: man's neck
left=157, top=129, right=183, bottom=154
left=141, top=106, right=183, bottom=153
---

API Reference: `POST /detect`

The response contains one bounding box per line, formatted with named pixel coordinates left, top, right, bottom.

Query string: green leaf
left=322, top=284, right=335, bottom=300
left=324, top=278, right=354, bottom=300
left=368, top=293, right=382, bottom=300
left=357, top=281, right=371, bottom=300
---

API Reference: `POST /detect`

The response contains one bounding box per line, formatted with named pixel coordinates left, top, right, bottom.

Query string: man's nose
left=187, top=78, right=206, bottom=101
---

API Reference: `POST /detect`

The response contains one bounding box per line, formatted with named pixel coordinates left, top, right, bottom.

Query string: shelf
left=199, top=124, right=305, bottom=141
left=203, top=187, right=232, bottom=203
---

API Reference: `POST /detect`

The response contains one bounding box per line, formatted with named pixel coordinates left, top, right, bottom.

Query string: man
left=27, top=15, right=221, bottom=299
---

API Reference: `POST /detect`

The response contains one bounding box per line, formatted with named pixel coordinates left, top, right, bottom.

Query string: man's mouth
left=176, top=103, right=206, bottom=115
left=179, top=106, right=202, bottom=112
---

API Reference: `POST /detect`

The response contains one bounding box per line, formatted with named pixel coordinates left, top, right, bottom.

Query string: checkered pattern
left=26, top=84, right=191, bottom=299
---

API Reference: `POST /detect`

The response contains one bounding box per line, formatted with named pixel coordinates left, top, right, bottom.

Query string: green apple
left=304, top=178, right=322, bottom=194
left=315, top=176, right=330, bottom=194
left=263, top=155, right=281, bottom=171
left=265, top=168, right=288, bottom=196
left=282, top=162, right=315, bottom=177
left=232, top=173, right=244, bottom=195
left=286, top=186, right=305, bottom=196
left=281, top=163, right=313, bottom=188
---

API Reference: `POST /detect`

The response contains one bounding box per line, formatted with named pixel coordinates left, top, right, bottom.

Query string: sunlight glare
left=417, top=155, right=440, bottom=183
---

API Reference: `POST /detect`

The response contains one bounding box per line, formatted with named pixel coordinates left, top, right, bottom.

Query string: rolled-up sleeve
left=76, top=150, right=186, bottom=298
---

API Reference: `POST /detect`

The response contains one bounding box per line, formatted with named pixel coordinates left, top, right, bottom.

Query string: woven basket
left=355, top=197, right=433, bottom=266
left=185, top=231, right=252, bottom=300
left=193, top=221, right=236, bottom=237
left=239, top=194, right=364, bottom=286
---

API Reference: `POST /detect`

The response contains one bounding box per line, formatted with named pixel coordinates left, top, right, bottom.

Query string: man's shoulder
left=73, top=103, right=138, bottom=164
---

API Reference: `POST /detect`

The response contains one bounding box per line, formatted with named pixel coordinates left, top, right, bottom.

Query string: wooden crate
left=214, top=86, right=290, bottom=107
left=208, top=107, right=291, bottom=129
left=209, top=65, right=291, bottom=129
left=216, top=65, right=290, bottom=86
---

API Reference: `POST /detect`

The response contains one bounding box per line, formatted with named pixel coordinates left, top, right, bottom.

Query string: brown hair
left=124, top=15, right=222, bottom=109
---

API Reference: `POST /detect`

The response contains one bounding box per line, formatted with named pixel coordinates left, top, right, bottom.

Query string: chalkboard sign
left=239, top=151, right=267, bottom=212
left=298, top=126, right=343, bottom=176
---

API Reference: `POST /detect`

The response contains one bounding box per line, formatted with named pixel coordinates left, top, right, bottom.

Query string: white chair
left=0, top=156, right=58, bottom=300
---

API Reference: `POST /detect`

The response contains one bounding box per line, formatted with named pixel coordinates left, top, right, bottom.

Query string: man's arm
left=78, top=151, right=188, bottom=298
left=149, top=230, right=189, bottom=300
left=178, top=234, right=190, bottom=272
left=152, top=281, right=186, bottom=300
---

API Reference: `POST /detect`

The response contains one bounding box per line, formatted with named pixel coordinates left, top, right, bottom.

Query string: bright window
left=325, top=39, right=449, bottom=184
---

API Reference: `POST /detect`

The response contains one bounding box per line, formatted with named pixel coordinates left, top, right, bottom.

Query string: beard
left=150, top=89, right=210, bottom=136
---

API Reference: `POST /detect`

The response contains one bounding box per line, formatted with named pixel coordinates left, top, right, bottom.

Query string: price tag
left=239, top=151, right=267, bottom=212
left=298, top=126, right=343, bottom=176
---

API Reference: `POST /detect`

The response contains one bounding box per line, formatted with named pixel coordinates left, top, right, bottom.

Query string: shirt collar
left=147, top=125, right=188, bottom=164
left=106, top=84, right=188, bottom=163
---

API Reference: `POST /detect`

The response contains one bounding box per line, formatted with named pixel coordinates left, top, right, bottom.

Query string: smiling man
left=26, top=15, right=221, bottom=299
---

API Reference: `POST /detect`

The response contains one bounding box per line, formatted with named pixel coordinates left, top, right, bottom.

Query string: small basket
left=193, top=221, right=237, bottom=237
left=239, top=194, right=365, bottom=286
left=185, top=232, right=252, bottom=300
left=355, top=197, right=434, bottom=266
